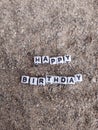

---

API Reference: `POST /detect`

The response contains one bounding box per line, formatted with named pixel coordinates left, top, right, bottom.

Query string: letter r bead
left=38, top=77, right=46, bottom=86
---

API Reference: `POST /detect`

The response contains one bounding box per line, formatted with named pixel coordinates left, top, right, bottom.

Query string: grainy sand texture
left=0, top=0, right=98, bottom=130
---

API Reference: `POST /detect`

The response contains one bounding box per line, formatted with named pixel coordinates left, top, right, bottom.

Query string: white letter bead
left=67, top=77, right=75, bottom=84
left=57, top=56, right=64, bottom=64
left=50, top=57, right=57, bottom=65
left=75, top=74, right=83, bottom=82
left=64, top=55, right=71, bottom=63
left=46, top=75, right=54, bottom=84
left=34, top=56, right=41, bottom=64
left=38, top=77, right=46, bottom=86
left=30, top=77, right=38, bottom=85
left=60, top=76, right=67, bottom=84
left=42, top=56, right=49, bottom=64
left=53, top=76, right=61, bottom=84
left=21, top=76, right=29, bottom=84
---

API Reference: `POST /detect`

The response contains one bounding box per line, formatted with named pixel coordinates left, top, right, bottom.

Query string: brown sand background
left=0, top=0, right=98, bottom=130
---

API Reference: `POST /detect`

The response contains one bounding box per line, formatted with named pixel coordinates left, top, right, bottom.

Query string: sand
left=0, top=0, right=98, bottom=130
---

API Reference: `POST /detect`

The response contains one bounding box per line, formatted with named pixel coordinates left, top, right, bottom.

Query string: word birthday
left=21, top=74, right=82, bottom=86
left=34, top=55, right=71, bottom=65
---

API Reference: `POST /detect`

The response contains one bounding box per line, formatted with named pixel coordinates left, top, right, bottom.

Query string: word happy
left=21, top=74, right=83, bottom=86
left=34, top=55, right=71, bottom=65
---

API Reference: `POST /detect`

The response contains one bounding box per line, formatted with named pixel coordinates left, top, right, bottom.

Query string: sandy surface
left=0, top=0, right=98, bottom=130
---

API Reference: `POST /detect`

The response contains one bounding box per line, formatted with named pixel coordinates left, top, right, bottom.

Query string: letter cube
left=57, top=56, right=64, bottom=64
left=38, top=77, right=46, bottom=86
left=67, top=77, right=75, bottom=84
left=46, top=75, right=54, bottom=84
left=75, top=74, right=83, bottom=82
left=30, top=77, right=38, bottom=85
left=60, top=76, right=67, bottom=84
left=42, top=56, right=49, bottom=64
left=34, top=56, right=41, bottom=64
left=21, top=75, right=29, bottom=84
left=50, top=57, right=57, bottom=65
left=53, top=76, right=61, bottom=84
left=64, top=55, right=71, bottom=63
